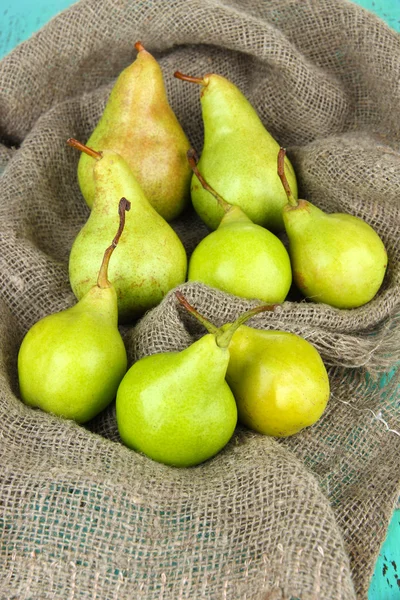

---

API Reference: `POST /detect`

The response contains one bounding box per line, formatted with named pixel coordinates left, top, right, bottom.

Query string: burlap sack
left=0, top=1, right=399, bottom=598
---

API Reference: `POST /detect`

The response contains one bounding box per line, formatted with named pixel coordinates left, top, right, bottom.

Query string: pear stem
left=187, top=148, right=231, bottom=214
left=216, top=304, right=278, bottom=349
left=134, top=41, right=146, bottom=53
left=175, top=291, right=219, bottom=334
left=174, top=71, right=205, bottom=85
left=277, top=148, right=298, bottom=207
left=175, top=291, right=278, bottom=348
left=97, top=198, right=131, bottom=289
left=67, top=138, right=102, bottom=160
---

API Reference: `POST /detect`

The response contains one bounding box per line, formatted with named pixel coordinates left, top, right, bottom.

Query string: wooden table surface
left=0, top=1, right=399, bottom=599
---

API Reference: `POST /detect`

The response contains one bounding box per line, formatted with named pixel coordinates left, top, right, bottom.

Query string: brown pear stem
left=175, top=291, right=219, bottom=334
left=216, top=304, right=278, bottom=349
left=277, top=148, right=298, bottom=207
left=187, top=147, right=199, bottom=165
left=67, top=138, right=102, bottom=160
left=134, top=41, right=145, bottom=53
left=97, top=198, right=131, bottom=289
left=187, top=148, right=231, bottom=214
left=174, top=71, right=205, bottom=85
left=175, top=291, right=278, bottom=348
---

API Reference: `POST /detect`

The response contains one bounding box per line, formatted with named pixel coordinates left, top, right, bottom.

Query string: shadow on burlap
left=0, top=1, right=399, bottom=598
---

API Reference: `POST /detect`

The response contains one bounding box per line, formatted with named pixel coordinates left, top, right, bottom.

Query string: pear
left=277, top=148, right=388, bottom=309
left=67, top=139, right=187, bottom=322
left=176, top=293, right=330, bottom=438
left=78, top=41, right=191, bottom=221
left=174, top=71, right=298, bottom=231
left=116, top=296, right=273, bottom=467
left=225, top=327, right=330, bottom=437
left=186, top=150, right=292, bottom=303
left=18, top=199, right=130, bottom=424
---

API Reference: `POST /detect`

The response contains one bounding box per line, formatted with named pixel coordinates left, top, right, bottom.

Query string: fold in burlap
left=0, top=1, right=399, bottom=598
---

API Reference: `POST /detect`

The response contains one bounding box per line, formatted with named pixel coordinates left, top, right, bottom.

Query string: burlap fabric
left=0, top=0, right=399, bottom=598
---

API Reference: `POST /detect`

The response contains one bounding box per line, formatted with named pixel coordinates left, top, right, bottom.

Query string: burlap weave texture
left=0, top=1, right=399, bottom=598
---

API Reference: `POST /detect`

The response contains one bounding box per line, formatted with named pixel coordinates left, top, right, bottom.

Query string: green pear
left=68, top=139, right=187, bottom=322
left=78, top=41, right=191, bottom=221
left=116, top=331, right=233, bottom=467
left=116, top=294, right=275, bottom=467
left=186, top=150, right=292, bottom=303
left=277, top=149, right=388, bottom=309
left=174, top=71, right=298, bottom=231
left=176, top=293, right=330, bottom=438
left=18, top=199, right=130, bottom=423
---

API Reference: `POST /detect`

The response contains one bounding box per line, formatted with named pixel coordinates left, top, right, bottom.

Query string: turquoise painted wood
left=0, top=1, right=399, bottom=598
left=0, top=0, right=398, bottom=59
left=0, top=0, right=77, bottom=59
left=352, top=0, right=400, bottom=31
left=368, top=509, right=400, bottom=599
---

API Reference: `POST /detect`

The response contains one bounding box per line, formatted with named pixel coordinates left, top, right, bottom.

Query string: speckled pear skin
left=225, top=325, right=330, bottom=437
left=116, top=334, right=238, bottom=467
left=69, top=151, right=187, bottom=322
left=283, top=200, right=388, bottom=308
left=18, top=285, right=128, bottom=424
left=190, top=74, right=298, bottom=231
left=188, top=206, right=292, bottom=303
left=78, top=45, right=191, bottom=221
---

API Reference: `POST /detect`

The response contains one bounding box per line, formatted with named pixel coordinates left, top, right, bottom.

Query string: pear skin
left=277, top=148, right=388, bottom=309
left=68, top=146, right=187, bottom=322
left=188, top=206, right=292, bottom=303
left=283, top=201, right=388, bottom=308
left=174, top=72, right=298, bottom=230
left=225, top=326, right=330, bottom=437
left=116, top=334, right=237, bottom=467
left=18, top=286, right=127, bottom=423
left=18, top=199, right=130, bottom=423
left=186, top=149, right=292, bottom=303
left=79, top=42, right=191, bottom=221
left=175, top=293, right=329, bottom=438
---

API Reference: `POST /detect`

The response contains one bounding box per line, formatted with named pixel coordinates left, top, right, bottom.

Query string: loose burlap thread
left=0, top=1, right=399, bottom=598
